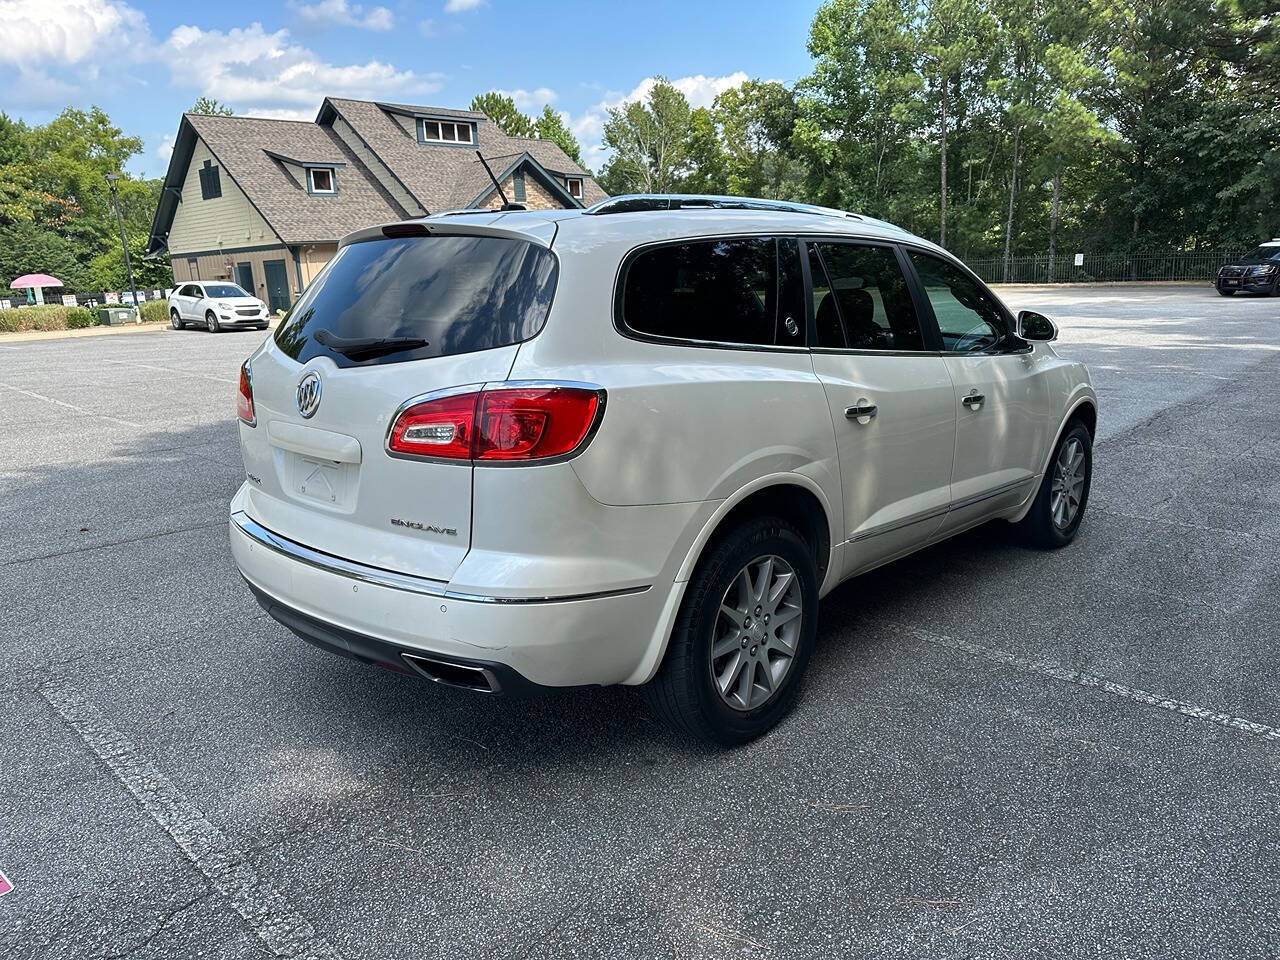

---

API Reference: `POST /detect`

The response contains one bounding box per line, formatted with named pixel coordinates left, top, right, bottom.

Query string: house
left=144, top=97, right=606, bottom=312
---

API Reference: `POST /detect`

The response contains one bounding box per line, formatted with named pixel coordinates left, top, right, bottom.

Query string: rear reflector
left=237, top=361, right=256, bottom=426
left=388, top=383, right=603, bottom=463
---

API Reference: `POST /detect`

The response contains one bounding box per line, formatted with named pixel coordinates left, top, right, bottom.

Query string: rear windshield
left=274, top=234, right=558, bottom=367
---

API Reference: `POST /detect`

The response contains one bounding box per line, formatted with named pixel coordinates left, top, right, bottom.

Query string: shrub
left=65, top=306, right=96, bottom=329
left=139, top=299, right=169, bottom=324
left=0, top=305, right=74, bottom=333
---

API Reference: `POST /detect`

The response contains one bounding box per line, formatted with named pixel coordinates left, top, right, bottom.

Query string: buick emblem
left=296, top=371, right=322, bottom=419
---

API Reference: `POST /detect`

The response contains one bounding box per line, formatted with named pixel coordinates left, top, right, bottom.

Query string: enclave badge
left=296, top=371, right=322, bottom=419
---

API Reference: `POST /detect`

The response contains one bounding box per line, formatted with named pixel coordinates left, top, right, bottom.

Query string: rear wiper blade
left=315, top=329, right=428, bottom=360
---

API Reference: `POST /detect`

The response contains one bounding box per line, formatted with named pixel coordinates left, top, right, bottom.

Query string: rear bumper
left=230, top=509, right=665, bottom=689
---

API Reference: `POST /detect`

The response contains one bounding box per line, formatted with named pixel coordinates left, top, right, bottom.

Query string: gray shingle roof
left=149, top=100, right=607, bottom=255
left=186, top=113, right=408, bottom=244
left=322, top=97, right=606, bottom=213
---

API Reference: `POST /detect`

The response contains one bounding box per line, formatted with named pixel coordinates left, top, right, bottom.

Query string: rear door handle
left=961, top=393, right=985, bottom=409
left=845, top=402, right=877, bottom=421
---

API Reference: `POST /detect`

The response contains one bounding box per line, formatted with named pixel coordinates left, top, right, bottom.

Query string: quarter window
left=808, top=243, right=925, bottom=351
left=620, top=238, right=805, bottom=348
left=418, top=119, right=474, bottom=144
left=909, top=252, right=1009, bottom=353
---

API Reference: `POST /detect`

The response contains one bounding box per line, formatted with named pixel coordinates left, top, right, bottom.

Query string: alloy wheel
left=709, top=554, right=803, bottom=711
left=1050, top=437, right=1086, bottom=529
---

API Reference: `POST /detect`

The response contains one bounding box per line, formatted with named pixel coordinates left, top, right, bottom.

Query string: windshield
left=205, top=284, right=251, bottom=298
left=274, top=234, right=559, bottom=368
left=1239, top=245, right=1280, bottom=264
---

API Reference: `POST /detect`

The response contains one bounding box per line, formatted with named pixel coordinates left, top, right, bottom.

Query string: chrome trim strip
left=849, top=505, right=949, bottom=543
left=949, top=476, right=1035, bottom=512
left=231, top=511, right=650, bottom=604
left=848, top=477, right=1036, bottom=544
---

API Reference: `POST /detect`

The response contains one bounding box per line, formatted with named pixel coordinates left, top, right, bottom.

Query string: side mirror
left=1017, top=310, right=1058, bottom=342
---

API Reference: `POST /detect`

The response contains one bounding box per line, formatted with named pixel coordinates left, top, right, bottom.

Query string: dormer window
left=418, top=118, right=474, bottom=145
left=308, top=167, right=336, bottom=194
left=565, top=177, right=583, bottom=200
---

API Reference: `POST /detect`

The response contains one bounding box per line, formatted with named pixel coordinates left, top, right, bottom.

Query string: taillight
left=387, top=383, right=603, bottom=463
left=237, top=361, right=256, bottom=426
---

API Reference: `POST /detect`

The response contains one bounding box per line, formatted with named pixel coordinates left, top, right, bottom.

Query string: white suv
left=230, top=196, right=1096, bottom=744
left=169, top=282, right=269, bottom=333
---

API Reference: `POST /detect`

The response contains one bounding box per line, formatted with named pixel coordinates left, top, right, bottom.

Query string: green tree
left=680, top=106, right=727, bottom=194
left=470, top=92, right=536, bottom=138
left=89, top=235, right=171, bottom=291
left=190, top=97, right=234, bottom=116
left=713, top=80, right=801, bottom=198
left=533, top=106, right=584, bottom=166
left=598, top=79, right=692, bottom=194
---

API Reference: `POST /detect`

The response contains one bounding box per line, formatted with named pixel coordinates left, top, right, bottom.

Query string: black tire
left=1019, top=421, right=1092, bottom=549
left=1217, top=287, right=1235, bottom=297
left=644, top=516, right=819, bottom=746
left=205, top=311, right=221, bottom=333
left=257, top=324, right=269, bottom=331
left=170, top=309, right=183, bottom=330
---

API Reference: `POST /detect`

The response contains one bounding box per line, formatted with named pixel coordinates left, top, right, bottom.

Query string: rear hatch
left=239, top=220, right=559, bottom=582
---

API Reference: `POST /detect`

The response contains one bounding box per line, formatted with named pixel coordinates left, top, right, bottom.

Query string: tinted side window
left=621, top=238, right=803, bottom=347
left=809, top=242, right=924, bottom=351
left=909, top=252, right=1008, bottom=353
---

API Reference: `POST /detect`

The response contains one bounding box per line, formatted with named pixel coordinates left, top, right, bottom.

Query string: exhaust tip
left=401, top=653, right=499, bottom=694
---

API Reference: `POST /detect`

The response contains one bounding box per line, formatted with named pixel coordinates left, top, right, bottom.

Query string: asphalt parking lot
left=3, top=284, right=1280, bottom=959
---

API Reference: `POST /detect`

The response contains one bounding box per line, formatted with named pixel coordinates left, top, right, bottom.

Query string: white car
left=230, top=196, right=1096, bottom=744
left=169, top=281, right=270, bottom=332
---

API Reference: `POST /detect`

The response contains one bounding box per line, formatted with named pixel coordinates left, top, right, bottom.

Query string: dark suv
left=1216, top=242, right=1280, bottom=296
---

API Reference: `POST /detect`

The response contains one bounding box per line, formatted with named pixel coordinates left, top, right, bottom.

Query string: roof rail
left=584, top=194, right=863, bottom=220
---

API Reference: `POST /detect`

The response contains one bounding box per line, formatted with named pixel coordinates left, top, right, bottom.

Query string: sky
left=0, top=0, right=821, bottom=179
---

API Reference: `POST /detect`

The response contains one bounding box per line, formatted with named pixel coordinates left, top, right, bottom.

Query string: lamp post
left=104, top=173, right=139, bottom=313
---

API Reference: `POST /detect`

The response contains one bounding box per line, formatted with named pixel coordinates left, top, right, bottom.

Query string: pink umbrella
left=10, top=274, right=64, bottom=288
left=9, top=274, right=64, bottom=306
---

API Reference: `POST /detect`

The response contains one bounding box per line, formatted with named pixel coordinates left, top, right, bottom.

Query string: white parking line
left=0, top=382, right=142, bottom=428
left=40, top=679, right=344, bottom=960
left=99, top=359, right=237, bottom=384
left=907, top=626, right=1280, bottom=742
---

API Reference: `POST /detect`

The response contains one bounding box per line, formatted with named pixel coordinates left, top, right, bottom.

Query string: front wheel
left=645, top=517, right=819, bottom=745
left=205, top=311, right=220, bottom=333
left=1217, top=287, right=1235, bottom=297
left=170, top=309, right=183, bottom=330
left=1019, top=421, right=1092, bottom=548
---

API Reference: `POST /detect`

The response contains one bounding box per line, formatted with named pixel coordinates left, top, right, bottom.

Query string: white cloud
left=290, top=0, right=393, bottom=31
left=444, top=0, right=486, bottom=11
left=570, top=71, right=749, bottom=168
left=154, top=132, right=175, bottom=162
left=164, top=22, right=443, bottom=112
left=0, top=0, right=150, bottom=64
left=499, top=87, right=557, bottom=110
left=0, top=0, right=152, bottom=108
left=418, top=18, right=436, bottom=36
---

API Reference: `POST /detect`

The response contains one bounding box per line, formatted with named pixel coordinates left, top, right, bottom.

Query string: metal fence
left=965, top=250, right=1244, bottom=285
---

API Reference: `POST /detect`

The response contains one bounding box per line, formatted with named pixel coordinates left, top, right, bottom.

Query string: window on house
left=566, top=178, right=583, bottom=199
left=513, top=170, right=526, bottom=203
left=418, top=119, right=474, bottom=144
left=308, top=168, right=335, bottom=194
left=198, top=159, right=221, bottom=200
